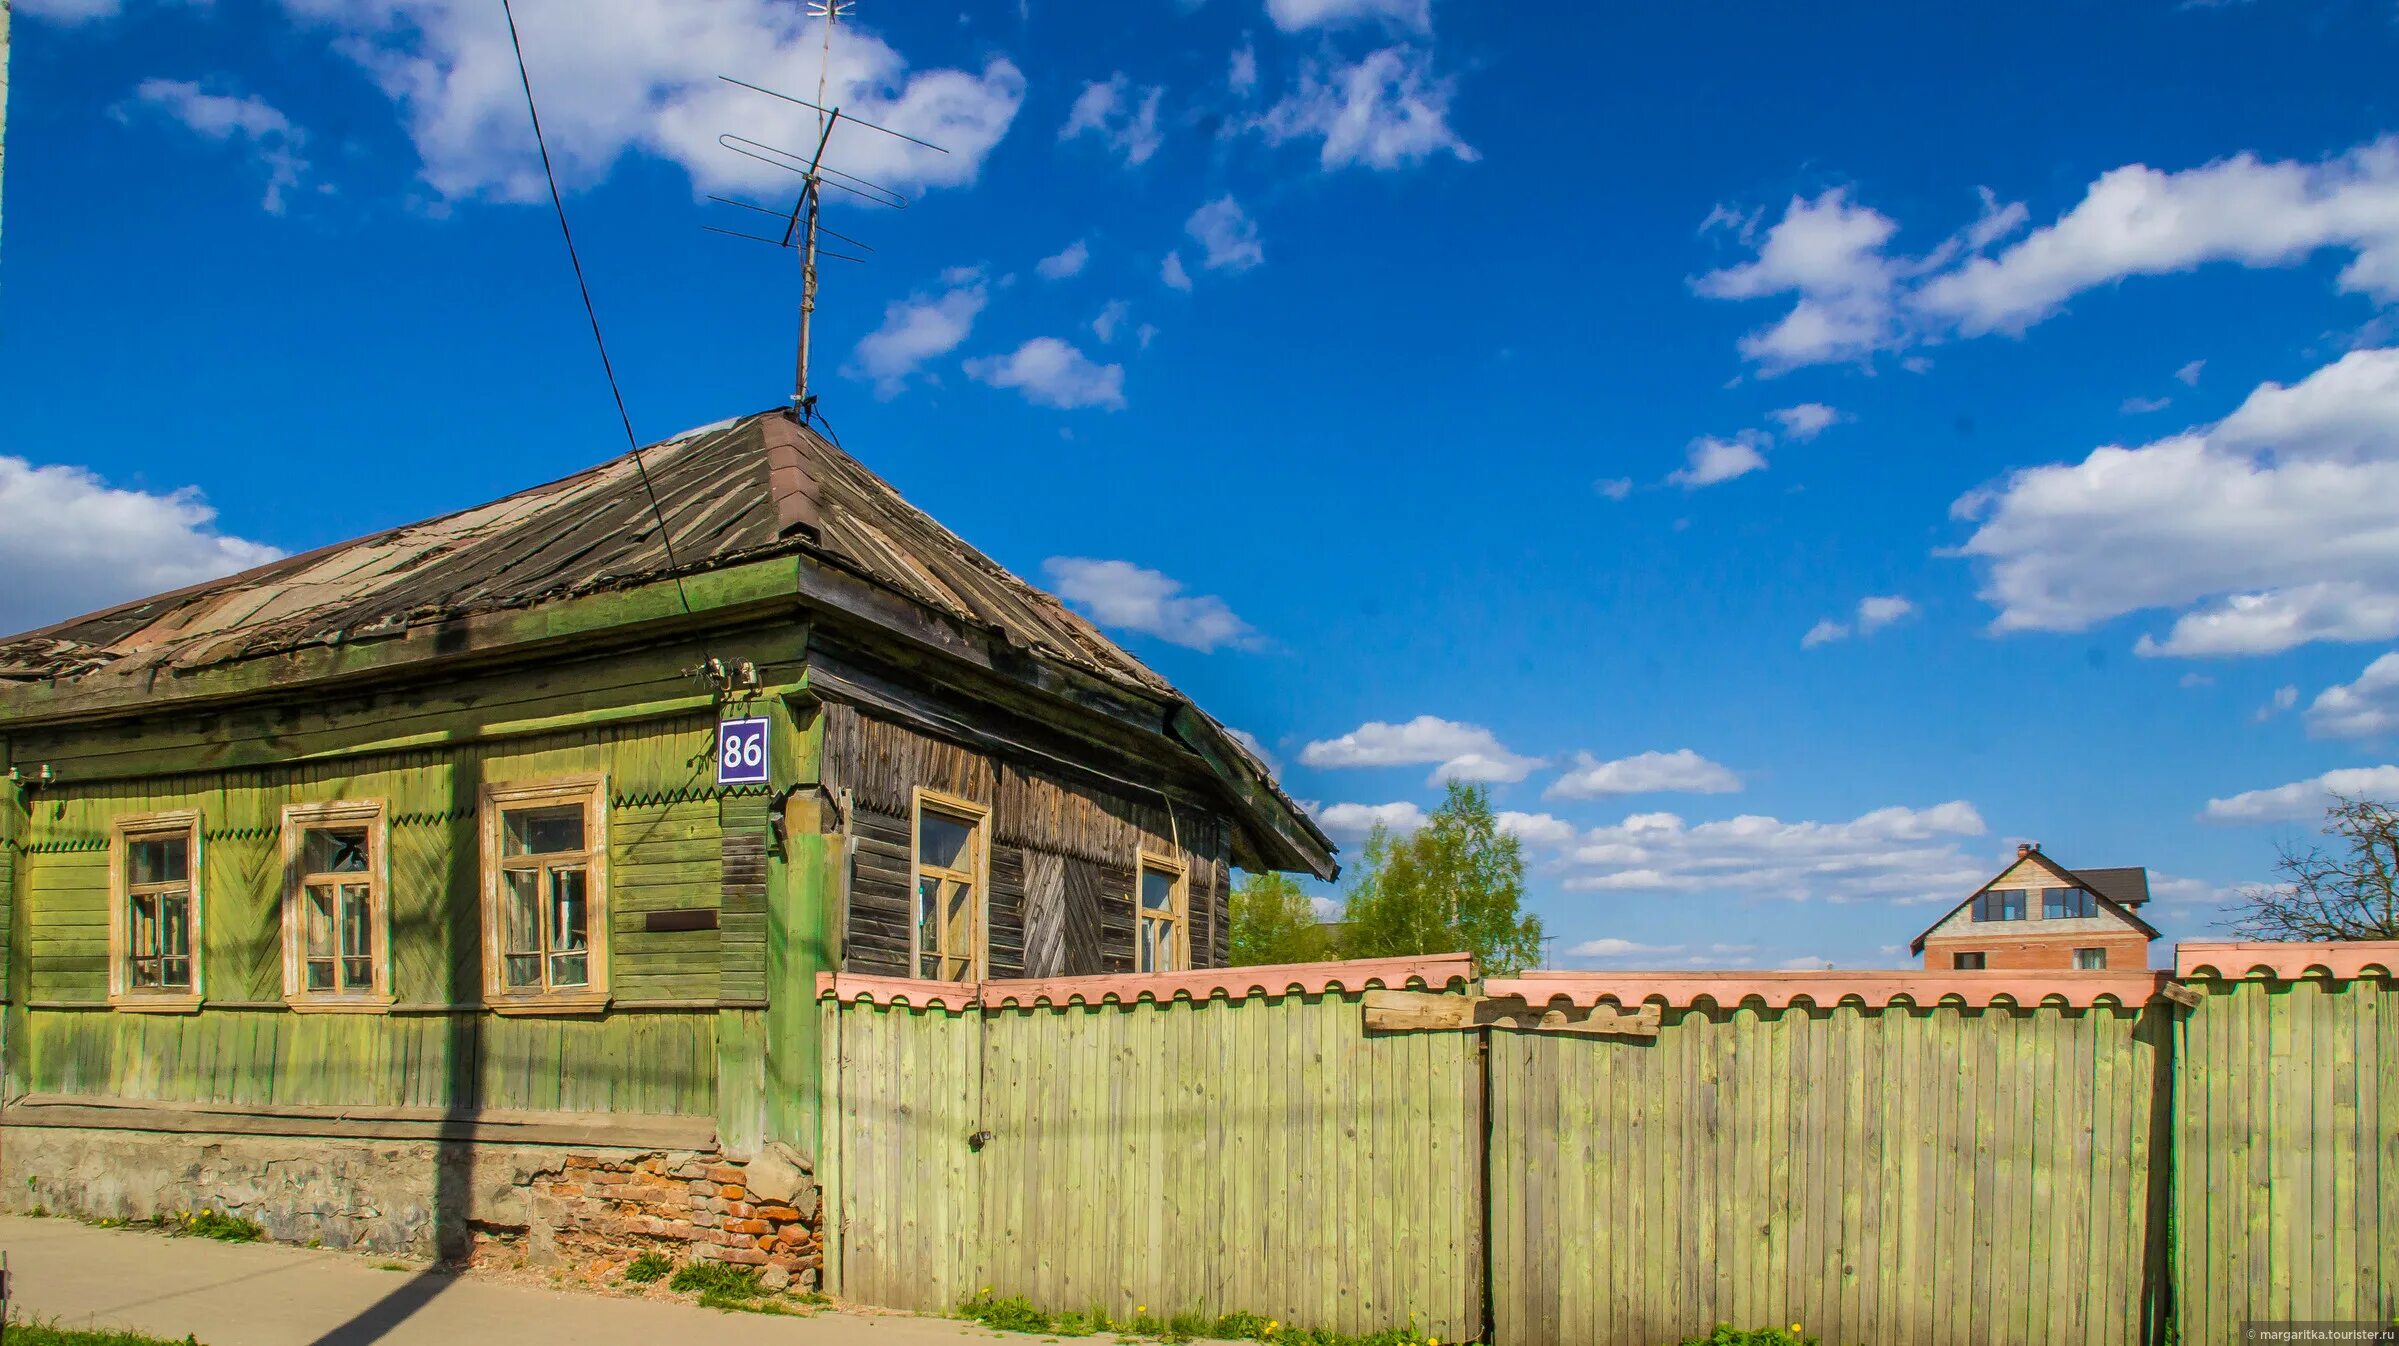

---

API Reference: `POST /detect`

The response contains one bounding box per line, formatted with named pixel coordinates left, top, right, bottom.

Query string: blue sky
left=6, top=0, right=2399, bottom=970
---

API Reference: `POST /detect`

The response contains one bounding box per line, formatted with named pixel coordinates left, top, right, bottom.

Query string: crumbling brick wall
left=526, top=1143, right=820, bottom=1286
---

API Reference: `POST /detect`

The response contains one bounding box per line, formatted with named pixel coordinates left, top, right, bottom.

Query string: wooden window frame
left=479, top=775, right=610, bottom=1015
left=107, top=810, right=204, bottom=1013
left=281, top=800, right=394, bottom=1013
left=1135, top=850, right=1189, bottom=974
left=908, top=787, right=989, bottom=982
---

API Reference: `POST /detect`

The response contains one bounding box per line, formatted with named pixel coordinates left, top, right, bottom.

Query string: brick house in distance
left=1910, top=842, right=2161, bottom=971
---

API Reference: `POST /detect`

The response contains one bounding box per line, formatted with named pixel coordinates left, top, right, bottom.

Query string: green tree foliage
left=1338, top=781, right=1544, bottom=975
left=1228, top=871, right=1336, bottom=966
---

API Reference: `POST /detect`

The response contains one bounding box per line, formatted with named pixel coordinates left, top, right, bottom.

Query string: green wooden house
left=0, top=408, right=1334, bottom=1272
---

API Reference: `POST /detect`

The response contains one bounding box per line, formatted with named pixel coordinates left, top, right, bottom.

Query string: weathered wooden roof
left=0, top=410, right=1332, bottom=872
left=0, top=411, right=1167, bottom=694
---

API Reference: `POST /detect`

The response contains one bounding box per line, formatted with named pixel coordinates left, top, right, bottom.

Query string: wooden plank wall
left=1489, top=1002, right=2169, bottom=1346
left=824, top=990, right=1483, bottom=1338
left=2175, top=977, right=2398, bottom=1341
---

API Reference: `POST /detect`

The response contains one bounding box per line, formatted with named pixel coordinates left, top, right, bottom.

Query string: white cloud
left=1669, top=432, right=1769, bottom=489
left=2177, top=359, right=2208, bottom=387
left=1042, top=557, right=1255, bottom=651
left=0, top=457, right=284, bottom=636
left=2147, top=873, right=2246, bottom=909
left=2308, top=652, right=2399, bottom=740
left=1806, top=595, right=1914, bottom=647
left=1255, top=46, right=1474, bottom=172
left=2122, top=395, right=2173, bottom=414
left=1036, top=239, right=1089, bottom=280
left=280, top=1, right=1021, bottom=204
left=847, top=273, right=985, bottom=397
left=1497, top=811, right=1576, bottom=849
left=1566, top=937, right=1683, bottom=959
left=1545, top=749, right=1742, bottom=799
left=2181, top=671, right=2215, bottom=688
left=15, top=0, right=135, bottom=22
left=1059, top=73, right=1163, bottom=168
left=1699, top=137, right=2399, bottom=373
left=2202, top=766, right=2399, bottom=822
left=1264, top=0, right=1429, bottom=32
left=1957, top=347, right=2399, bottom=656
left=1770, top=402, right=1843, bottom=441
left=965, top=337, right=1126, bottom=410
left=127, top=79, right=310, bottom=214
left=1594, top=477, right=1633, bottom=502
left=1091, top=299, right=1131, bottom=344
left=1186, top=195, right=1265, bottom=272
left=1916, top=138, right=2399, bottom=335
left=1225, top=727, right=1282, bottom=775
left=1228, top=42, right=1259, bottom=95
left=1556, top=801, right=1990, bottom=906
left=1161, top=250, right=1194, bottom=292
left=1314, top=800, right=1429, bottom=842
left=1801, top=618, right=1850, bottom=649
left=1300, top=715, right=1543, bottom=785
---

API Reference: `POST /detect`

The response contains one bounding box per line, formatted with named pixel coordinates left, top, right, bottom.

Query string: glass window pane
left=340, top=886, right=374, bottom=959
left=917, top=811, right=976, bottom=870
left=503, top=870, right=542, bottom=954
left=127, top=835, right=188, bottom=886
left=304, top=826, right=370, bottom=875
left=943, top=880, right=974, bottom=976
left=343, top=957, right=374, bottom=989
left=305, top=887, right=336, bottom=959
left=306, top=959, right=336, bottom=991
left=129, top=893, right=159, bottom=956
left=550, top=950, right=589, bottom=987
left=160, top=957, right=190, bottom=988
left=916, top=876, right=943, bottom=975
left=1141, top=867, right=1177, bottom=912
left=504, top=804, right=584, bottom=857
left=160, top=894, right=191, bottom=958
left=550, top=868, right=589, bottom=952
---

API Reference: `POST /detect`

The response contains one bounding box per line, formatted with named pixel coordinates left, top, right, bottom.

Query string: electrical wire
left=502, top=0, right=693, bottom=619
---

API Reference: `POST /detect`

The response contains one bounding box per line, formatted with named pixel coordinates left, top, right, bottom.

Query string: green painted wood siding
left=2175, top=977, right=2398, bottom=1342
left=14, top=1005, right=718, bottom=1116
left=1491, top=1002, right=2169, bottom=1346
left=823, top=991, right=1484, bottom=1338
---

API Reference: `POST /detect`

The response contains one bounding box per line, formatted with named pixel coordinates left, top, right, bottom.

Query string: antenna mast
left=705, top=2, right=945, bottom=428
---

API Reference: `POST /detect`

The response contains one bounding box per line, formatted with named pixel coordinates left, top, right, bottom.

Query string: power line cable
left=501, top=0, right=693, bottom=618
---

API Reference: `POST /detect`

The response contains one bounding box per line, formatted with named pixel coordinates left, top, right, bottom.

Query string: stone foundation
left=0, top=1125, right=821, bottom=1286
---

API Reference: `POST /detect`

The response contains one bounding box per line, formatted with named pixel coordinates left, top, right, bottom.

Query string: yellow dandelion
left=1790, top=1326, right=1803, bottom=1335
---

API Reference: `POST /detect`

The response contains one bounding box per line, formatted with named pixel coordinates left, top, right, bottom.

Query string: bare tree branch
left=2230, top=795, right=2399, bottom=941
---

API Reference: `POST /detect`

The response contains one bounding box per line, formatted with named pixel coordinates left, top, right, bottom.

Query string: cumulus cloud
left=848, top=273, right=986, bottom=397
left=1594, top=477, right=1633, bottom=502
left=1699, top=137, right=2399, bottom=372
left=2202, top=766, right=2399, bottom=822
left=1091, top=299, right=1131, bottom=344
left=1255, top=46, right=1475, bottom=172
left=1770, top=402, right=1844, bottom=441
left=2307, top=652, right=2399, bottom=740
left=2123, top=395, right=2173, bottom=415
left=1545, top=749, right=1742, bottom=799
left=1314, top=800, right=1430, bottom=842
left=965, top=337, right=1126, bottom=410
left=278, top=0, right=1021, bottom=203
left=126, top=79, right=311, bottom=213
left=1161, top=251, right=1194, bottom=292
left=1186, top=195, right=1264, bottom=272
left=1059, top=73, right=1163, bottom=168
left=1300, top=715, right=1543, bottom=785
left=2177, top=359, right=2207, bottom=387
left=1806, top=594, right=1917, bottom=647
left=1264, top=0, right=1429, bottom=30
left=1036, top=239, right=1089, bottom=280
left=0, top=457, right=284, bottom=636
left=1554, top=801, right=1990, bottom=905
left=1497, top=811, right=1577, bottom=849
left=1955, top=347, right=2399, bottom=655
left=1042, top=557, right=1256, bottom=651
left=1669, top=432, right=1769, bottom=489
left=1228, top=42, right=1259, bottom=95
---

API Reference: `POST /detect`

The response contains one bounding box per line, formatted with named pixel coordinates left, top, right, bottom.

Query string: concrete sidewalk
left=0, top=1215, right=1003, bottom=1346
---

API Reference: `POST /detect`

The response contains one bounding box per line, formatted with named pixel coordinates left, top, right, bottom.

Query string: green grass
left=371, top=1262, right=411, bottom=1273
left=667, top=1261, right=760, bottom=1298
left=4, top=1317, right=206, bottom=1346
left=621, top=1251, right=673, bottom=1284
left=954, top=1294, right=1443, bottom=1346
left=1677, top=1327, right=1818, bottom=1346
left=163, top=1210, right=264, bottom=1244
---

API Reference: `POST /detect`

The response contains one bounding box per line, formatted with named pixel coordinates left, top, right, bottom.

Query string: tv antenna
left=706, top=0, right=947, bottom=428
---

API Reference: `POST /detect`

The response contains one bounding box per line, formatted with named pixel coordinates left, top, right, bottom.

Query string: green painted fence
left=2174, top=952, right=2399, bottom=1341
left=821, top=969, right=1484, bottom=1338
left=1490, top=999, right=2170, bottom=1346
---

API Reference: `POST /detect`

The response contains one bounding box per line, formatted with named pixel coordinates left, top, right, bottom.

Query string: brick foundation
left=529, top=1151, right=820, bottom=1281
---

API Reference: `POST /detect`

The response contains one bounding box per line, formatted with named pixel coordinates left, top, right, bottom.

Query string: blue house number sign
left=717, top=717, right=771, bottom=786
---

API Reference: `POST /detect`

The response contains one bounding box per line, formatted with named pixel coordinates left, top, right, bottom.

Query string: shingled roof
left=0, top=409, right=1333, bottom=874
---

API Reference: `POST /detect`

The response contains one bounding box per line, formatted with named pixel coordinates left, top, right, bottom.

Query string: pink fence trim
left=2175, top=939, right=2399, bottom=981
left=1484, top=969, right=2177, bottom=1011
left=815, top=953, right=1476, bottom=1009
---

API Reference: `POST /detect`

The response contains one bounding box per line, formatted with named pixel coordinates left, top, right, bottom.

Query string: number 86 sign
left=716, top=717, right=771, bottom=786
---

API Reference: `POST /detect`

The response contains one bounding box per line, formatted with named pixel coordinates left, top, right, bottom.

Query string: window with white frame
left=1137, top=853, right=1185, bottom=973
left=2073, top=947, right=2108, bottom=971
left=482, top=778, right=608, bottom=1007
left=283, top=801, right=388, bottom=1007
left=911, top=790, right=986, bottom=981
left=110, top=811, right=202, bottom=1009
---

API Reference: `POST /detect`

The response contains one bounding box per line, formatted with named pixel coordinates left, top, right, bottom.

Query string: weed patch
left=4, top=1317, right=206, bottom=1346
left=621, top=1251, right=673, bottom=1284
left=955, top=1293, right=1443, bottom=1345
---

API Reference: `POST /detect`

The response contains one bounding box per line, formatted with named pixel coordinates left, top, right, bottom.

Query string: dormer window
left=1973, top=888, right=2027, bottom=922
left=2044, top=887, right=2095, bottom=919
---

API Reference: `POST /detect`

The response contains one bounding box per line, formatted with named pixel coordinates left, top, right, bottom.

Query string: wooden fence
left=820, top=946, right=2399, bottom=1346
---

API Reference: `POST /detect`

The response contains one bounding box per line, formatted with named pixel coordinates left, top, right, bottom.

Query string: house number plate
left=717, top=716, right=771, bottom=786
